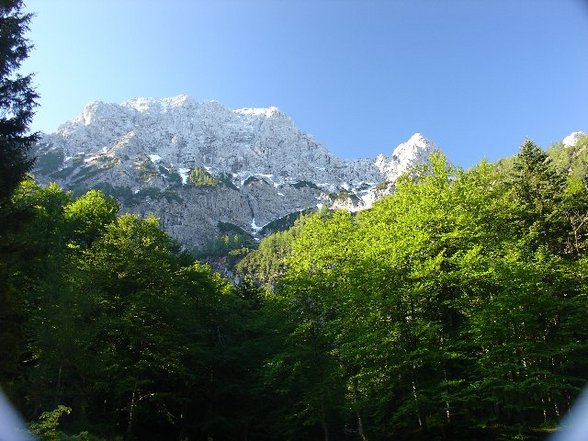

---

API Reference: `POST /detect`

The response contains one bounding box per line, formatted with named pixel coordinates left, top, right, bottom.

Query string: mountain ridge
left=33, top=95, right=439, bottom=249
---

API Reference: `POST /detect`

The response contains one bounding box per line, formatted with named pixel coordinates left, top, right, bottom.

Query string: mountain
left=32, top=95, right=437, bottom=250
left=562, top=131, right=587, bottom=147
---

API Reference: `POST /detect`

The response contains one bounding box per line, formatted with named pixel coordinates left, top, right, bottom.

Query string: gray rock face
left=33, top=95, right=437, bottom=249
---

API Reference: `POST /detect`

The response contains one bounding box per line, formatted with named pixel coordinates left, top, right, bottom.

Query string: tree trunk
left=443, top=367, right=451, bottom=425
left=412, top=378, right=423, bottom=428
left=127, top=385, right=137, bottom=440
left=352, top=378, right=367, bottom=440
left=55, top=362, right=63, bottom=405
left=321, top=398, right=330, bottom=441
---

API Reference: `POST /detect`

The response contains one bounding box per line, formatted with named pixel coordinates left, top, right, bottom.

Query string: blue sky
left=23, top=0, right=588, bottom=168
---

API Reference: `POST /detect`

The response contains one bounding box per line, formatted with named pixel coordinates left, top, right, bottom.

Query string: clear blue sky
left=22, top=0, right=588, bottom=168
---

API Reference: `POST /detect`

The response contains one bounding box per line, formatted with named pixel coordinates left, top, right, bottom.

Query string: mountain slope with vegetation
left=236, top=137, right=588, bottom=440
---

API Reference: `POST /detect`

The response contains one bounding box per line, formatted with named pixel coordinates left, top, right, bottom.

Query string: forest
left=1, top=137, right=587, bottom=441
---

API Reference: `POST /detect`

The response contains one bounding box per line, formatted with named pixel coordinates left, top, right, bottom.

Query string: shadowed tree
left=0, top=0, right=38, bottom=205
left=0, top=2, right=39, bottom=370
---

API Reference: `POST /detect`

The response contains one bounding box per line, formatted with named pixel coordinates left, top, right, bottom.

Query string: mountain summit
left=33, top=95, right=437, bottom=249
left=376, top=132, right=437, bottom=182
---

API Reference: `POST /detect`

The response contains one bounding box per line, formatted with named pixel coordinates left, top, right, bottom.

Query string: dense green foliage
left=237, top=212, right=312, bottom=285
left=240, top=142, right=588, bottom=440
left=2, top=138, right=588, bottom=441
left=1, top=180, right=274, bottom=440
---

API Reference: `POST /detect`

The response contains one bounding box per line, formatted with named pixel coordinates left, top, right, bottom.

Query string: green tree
left=263, top=210, right=360, bottom=440
left=0, top=0, right=38, bottom=204
left=237, top=214, right=310, bottom=286
left=64, top=190, right=119, bottom=248
left=0, top=180, right=73, bottom=412
left=548, top=136, right=588, bottom=254
left=510, top=139, right=566, bottom=253
left=29, top=405, right=72, bottom=441
left=188, top=166, right=220, bottom=187
left=0, top=0, right=38, bottom=403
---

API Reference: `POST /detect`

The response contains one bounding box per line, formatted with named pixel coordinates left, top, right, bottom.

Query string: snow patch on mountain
left=179, top=168, right=190, bottom=185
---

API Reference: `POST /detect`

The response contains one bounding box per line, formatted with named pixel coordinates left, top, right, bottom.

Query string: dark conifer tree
left=0, top=0, right=38, bottom=205
left=0, top=0, right=38, bottom=401
left=511, top=139, right=566, bottom=252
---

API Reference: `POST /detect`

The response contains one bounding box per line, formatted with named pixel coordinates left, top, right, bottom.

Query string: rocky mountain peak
left=121, top=94, right=195, bottom=112
left=562, top=131, right=587, bottom=147
left=77, top=100, right=123, bottom=126
left=376, top=132, right=437, bottom=182
left=32, top=95, right=441, bottom=249
left=392, top=132, right=436, bottom=160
